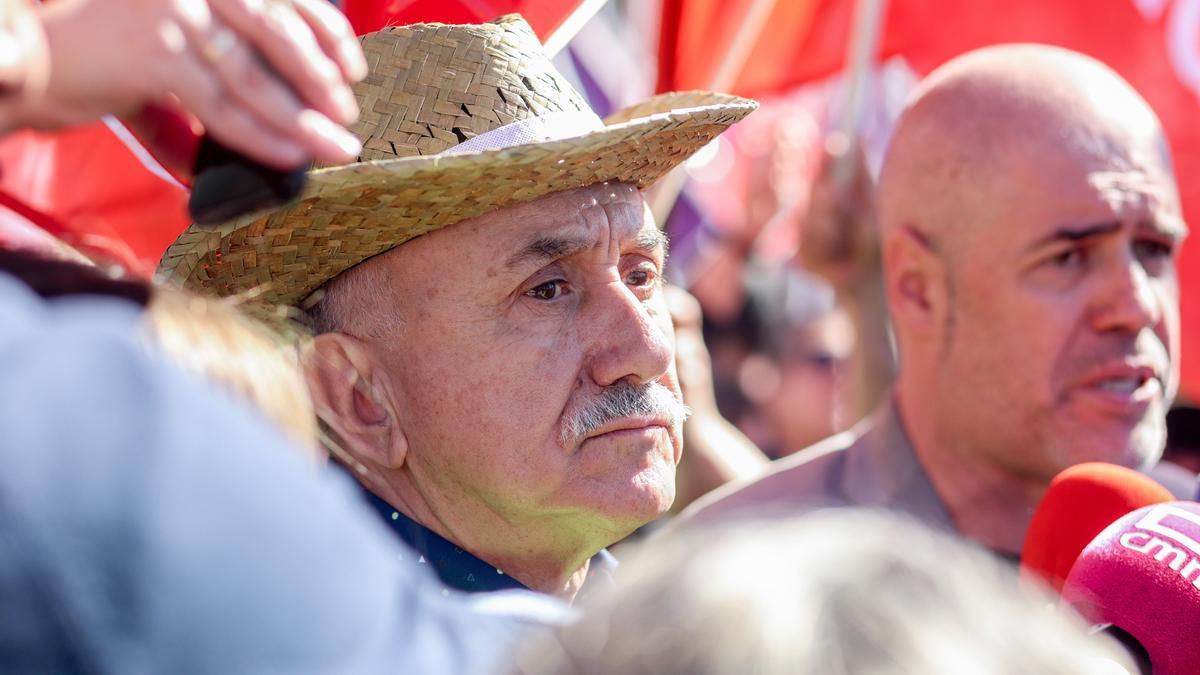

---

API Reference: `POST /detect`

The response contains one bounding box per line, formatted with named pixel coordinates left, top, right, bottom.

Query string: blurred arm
left=667, top=284, right=769, bottom=514
left=0, top=0, right=367, bottom=167
left=796, top=146, right=894, bottom=423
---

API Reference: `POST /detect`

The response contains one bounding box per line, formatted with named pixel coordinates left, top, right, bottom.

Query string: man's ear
left=302, top=333, right=408, bottom=469
left=884, top=225, right=950, bottom=340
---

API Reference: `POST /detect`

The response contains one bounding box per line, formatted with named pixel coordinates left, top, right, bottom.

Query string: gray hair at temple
left=304, top=256, right=406, bottom=338
left=510, top=510, right=1135, bottom=675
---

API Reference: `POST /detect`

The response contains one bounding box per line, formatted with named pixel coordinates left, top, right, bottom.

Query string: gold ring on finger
left=200, top=28, right=238, bottom=66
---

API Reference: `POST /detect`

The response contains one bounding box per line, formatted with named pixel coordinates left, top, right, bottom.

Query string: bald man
left=679, top=45, right=1187, bottom=556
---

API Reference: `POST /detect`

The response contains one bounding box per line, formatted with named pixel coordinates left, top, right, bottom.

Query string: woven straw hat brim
left=159, top=91, right=756, bottom=309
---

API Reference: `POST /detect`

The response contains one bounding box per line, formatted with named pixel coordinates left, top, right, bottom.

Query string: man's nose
left=585, top=282, right=674, bottom=388
left=1090, top=252, right=1162, bottom=335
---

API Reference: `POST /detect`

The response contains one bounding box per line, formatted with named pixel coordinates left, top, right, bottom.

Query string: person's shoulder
left=675, top=428, right=861, bottom=527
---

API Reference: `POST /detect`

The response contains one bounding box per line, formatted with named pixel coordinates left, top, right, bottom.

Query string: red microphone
left=1063, top=501, right=1200, bottom=675
left=1021, top=463, right=1173, bottom=592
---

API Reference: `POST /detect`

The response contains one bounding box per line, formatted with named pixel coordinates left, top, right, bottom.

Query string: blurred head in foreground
left=513, top=510, right=1134, bottom=675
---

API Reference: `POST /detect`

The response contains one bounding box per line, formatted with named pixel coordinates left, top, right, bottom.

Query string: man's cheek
left=1159, top=288, right=1181, bottom=353
left=661, top=361, right=685, bottom=406
left=649, top=297, right=677, bottom=343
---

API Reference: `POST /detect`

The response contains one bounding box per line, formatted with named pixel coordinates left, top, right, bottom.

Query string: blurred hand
left=0, top=1, right=49, bottom=108
left=666, top=283, right=769, bottom=513
left=798, top=141, right=894, bottom=421
left=797, top=143, right=879, bottom=292
left=7, top=0, right=367, bottom=168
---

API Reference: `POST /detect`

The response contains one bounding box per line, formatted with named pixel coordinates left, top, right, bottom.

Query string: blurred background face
left=365, top=184, right=684, bottom=538
left=760, top=309, right=854, bottom=455
left=932, top=122, right=1183, bottom=479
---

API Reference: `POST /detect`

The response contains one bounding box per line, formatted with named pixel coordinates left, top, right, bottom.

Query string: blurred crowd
left=0, top=1, right=1197, bottom=674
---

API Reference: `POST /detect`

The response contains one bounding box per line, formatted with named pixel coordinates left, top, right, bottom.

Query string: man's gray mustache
left=561, top=381, right=691, bottom=446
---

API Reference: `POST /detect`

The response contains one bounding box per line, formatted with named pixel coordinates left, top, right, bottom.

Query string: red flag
left=342, top=0, right=584, bottom=38
left=0, top=119, right=191, bottom=276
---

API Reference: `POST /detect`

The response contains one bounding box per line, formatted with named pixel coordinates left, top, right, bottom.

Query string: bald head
left=879, top=44, right=1175, bottom=251
left=879, top=44, right=1185, bottom=484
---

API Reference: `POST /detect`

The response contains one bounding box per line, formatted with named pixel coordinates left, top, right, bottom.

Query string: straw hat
left=158, top=14, right=756, bottom=310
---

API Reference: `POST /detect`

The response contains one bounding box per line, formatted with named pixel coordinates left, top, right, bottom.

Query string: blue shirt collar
left=361, top=489, right=618, bottom=596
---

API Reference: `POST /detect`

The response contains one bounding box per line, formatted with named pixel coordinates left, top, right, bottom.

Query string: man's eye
left=1134, top=239, right=1173, bottom=260
left=625, top=268, right=656, bottom=287
left=525, top=280, right=569, bottom=301
left=1135, top=239, right=1175, bottom=275
left=1049, top=247, right=1087, bottom=268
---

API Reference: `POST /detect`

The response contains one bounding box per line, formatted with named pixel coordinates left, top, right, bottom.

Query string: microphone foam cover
left=1021, top=463, right=1172, bottom=592
left=1062, top=501, right=1200, bottom=675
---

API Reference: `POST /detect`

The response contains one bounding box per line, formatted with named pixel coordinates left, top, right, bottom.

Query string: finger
left=290, top=0, right=366, bottom=82
left=199, top=28, right=307, bottom=135
left=192, top=23, right=361, bottom=165
left=293, top=107, right=362, bottom=165
left=200, top=101, right=360, bottom=167
left=171, top=52, right=309, bottom=169
left=196, top=102, right=310, bottom=170
left=209, top=0, right=358, bottom=125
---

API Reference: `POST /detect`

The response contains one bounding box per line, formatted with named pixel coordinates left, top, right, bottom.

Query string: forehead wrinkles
left=562, top=183, right=648, bottom=246
left=1087, top=170, right=1173, bottom=216
left=457, top=183, right=644, bottom=255
left=578, top=196, right=613, bottom=232
left=579, top=183, right=642, bottom=223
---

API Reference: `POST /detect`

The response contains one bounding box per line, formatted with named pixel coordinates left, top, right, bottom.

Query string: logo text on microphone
left=1118, top=504, right=1200, bottom=591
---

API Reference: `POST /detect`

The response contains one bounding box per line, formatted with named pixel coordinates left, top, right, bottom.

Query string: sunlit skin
left=305, top=183, right=682, bottom=600
left=879, top=45, right=1186, bottom=554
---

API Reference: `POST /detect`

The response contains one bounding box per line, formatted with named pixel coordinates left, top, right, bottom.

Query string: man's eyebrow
left=505, top=236, right=592, bottom=271
left=1027, top=222, right=1122, bottom=251
left=1026, top=218, right=1189, bottom=253
left=631, top=229, right=669, bottom=257
left=504, top=229, right=669, bottom=271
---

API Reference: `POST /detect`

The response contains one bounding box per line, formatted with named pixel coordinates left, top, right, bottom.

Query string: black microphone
left=188, top=136, right=309, bottom=225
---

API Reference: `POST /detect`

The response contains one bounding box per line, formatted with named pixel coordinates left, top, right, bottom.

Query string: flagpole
left=827, top=0, right=895, bottom=426
left=543, top=0, right=611, bottom=56
left=745, top=0, right=887, bottom=261
left=831, top=0, right=887, bottom=189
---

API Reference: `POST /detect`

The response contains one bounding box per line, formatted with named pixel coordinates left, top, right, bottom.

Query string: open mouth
left=1079, top=365, right=1163, bottom=413
left=1093, top=371, right=1154, bottom=396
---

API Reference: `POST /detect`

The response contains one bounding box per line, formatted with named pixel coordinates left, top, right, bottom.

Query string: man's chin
left=1055, top=417, right=1166, bottom=472
left=613, top=470, right=677, bottom=522
left=580, top=467, right=677, bottom=533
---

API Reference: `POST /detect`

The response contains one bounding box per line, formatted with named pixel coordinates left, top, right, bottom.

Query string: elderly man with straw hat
left=160, top=15, right=754, bottom=602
